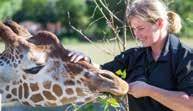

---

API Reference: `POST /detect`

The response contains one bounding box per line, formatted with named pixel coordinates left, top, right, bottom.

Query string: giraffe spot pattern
left=22, top=75, right=26, bottom=80
left=5, top=85, right=9, bottom=91
left=43, top=91, right=57, bottom=100
left=6, top=94, right=12, bottom=99
left=30, top=94, right=44, bottom=103
left=30, top=83, right=39, bottom=91
left=53, top=84, right=63, bottom=97
left=19, top=85, right=23, bottom=99
left=11, top=88, right=17, bottom=96
left=23, top=83, right=29, bottom=99
left=76, top=88, right=85, bottom=96
left=76, top=80, right=81, bottom=84
left=64, top=80, right=75, bottom=85
left=43, top=81, right=52, bottom=89
left=60, top=97, right=77, bottom=104
left=22, top=101, right=30, bottom=106
left=66, top=63, right=83, bottom=74
left=65, top=88, right=74, bottom=95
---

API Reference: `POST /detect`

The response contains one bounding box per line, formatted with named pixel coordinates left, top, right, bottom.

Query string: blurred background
left=0, top=0, right=193, bottom=110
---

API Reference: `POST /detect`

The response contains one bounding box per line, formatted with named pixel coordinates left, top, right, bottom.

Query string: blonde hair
left=126, top=0, right=182, bottom=33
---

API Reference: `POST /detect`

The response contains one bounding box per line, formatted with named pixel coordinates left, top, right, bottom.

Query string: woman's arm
left=128, top=81, right=193, bottom=111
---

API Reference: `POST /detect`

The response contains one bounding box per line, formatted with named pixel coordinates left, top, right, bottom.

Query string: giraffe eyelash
left=23, top=65, right=44, bottom=74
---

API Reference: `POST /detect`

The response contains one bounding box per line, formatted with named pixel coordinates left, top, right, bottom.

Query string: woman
left=68, top=0, right=193, bottom=110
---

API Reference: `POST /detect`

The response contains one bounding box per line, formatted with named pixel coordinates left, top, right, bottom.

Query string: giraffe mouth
left=23, top=65, right=44, bottom=74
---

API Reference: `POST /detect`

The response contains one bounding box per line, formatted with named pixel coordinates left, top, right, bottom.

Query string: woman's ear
left=155, top=18, right=164, bottom=28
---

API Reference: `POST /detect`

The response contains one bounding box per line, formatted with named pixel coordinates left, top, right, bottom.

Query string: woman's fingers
left=68, top=51, right=74, bottom=57
left=74, top=55, right=84, bottom=63
left=68, top=50, right=90, bottom=63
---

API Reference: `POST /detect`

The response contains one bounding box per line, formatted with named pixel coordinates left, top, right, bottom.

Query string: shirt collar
left=146, top=34, right=176, bottom=62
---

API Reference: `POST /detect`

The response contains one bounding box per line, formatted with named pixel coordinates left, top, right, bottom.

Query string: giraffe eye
left=23, top=65, right=44, bottom=74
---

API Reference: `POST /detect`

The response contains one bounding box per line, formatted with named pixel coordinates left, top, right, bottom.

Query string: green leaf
left=106, top=97, right=120, bottom=108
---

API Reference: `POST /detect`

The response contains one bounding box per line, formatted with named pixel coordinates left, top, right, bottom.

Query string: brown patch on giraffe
left=80, top=77, right=87, bottom=86
left=13, top=63, right=17, bottom=68
left=64, top=80, right=75, bottom=86
left=85, top=97, right=93, bottom=102
left=22, top=75, right=26, bottom=80
left=47, top=102, right=57, bottom=106
left=53, top=84, right=63, bottom=97
left=19, top=85, right=23, bottom=99
left=43, top=80, right=52, bottom=89
left=60, top=97, right=77, bottom=103
left=43, top=91, right=57, bottom=100
left=76, top=80, right=83, bottom=86
left=65, top=88, right=74, bottom=95
left=30, top=94, right=44, bottom=103
left=76, top=80, right=81, bottom=84
left=5, top=85, right=9, bottom=91
left=76, top=88, right=86, bottom=96
left=22, top=101, right=30, bottom=106
left=30, top=83, right=39, bottom=91
left=6, top=94, right=12, bottom=99
left=66, top=63, right=83, bottom=75
left=11, top=88, right=17, bottom=96
left=23, top=83, right=29, bottom=98
left=80, top=77, right=85, bottom=82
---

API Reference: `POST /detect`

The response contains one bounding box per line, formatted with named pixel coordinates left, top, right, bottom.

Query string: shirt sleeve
left=101, top=48, right=147, bottom=82
left=176, top=49, right=193, bottom=96
left=100, top=51, right=129, bottom=79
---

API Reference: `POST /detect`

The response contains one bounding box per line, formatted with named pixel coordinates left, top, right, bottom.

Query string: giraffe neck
left=0, top=80, right=20, bottom=103
left=0, top=47, right=23, bottom=66
left=0, top=47, right=24, bottom=81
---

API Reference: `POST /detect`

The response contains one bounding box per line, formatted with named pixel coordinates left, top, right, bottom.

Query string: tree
left=168, top=0, right=193, bottom=38
left=0, top=0, right=22, bottom=20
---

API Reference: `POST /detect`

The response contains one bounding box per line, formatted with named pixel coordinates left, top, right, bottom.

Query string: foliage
left=167, top=0, right=193, bottom=38
left=54, top=0, right=90, bottom=39
left=0, top=0, right=22, bottom=20
left=68, top=94, right=128, bottom=111
left=13, top=0, right=59, bottom=24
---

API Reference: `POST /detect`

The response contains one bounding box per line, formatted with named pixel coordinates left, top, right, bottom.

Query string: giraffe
left=0, top=20, right=129, bottom=107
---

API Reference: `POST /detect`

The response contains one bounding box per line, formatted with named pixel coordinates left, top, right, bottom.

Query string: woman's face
left=130, top=16, right=161, bottom=47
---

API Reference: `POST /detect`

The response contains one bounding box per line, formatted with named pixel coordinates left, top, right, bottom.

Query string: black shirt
left=101, top=34, right=193, bottom=111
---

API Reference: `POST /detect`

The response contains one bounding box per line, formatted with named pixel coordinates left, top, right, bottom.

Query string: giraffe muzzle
left=89, top=70, right=129, bottom=96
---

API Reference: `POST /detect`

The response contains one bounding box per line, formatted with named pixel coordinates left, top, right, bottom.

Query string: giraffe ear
left=27, top=31, right=60, bottom=46
left=4, top=20, right=32, bottom=38
left=0, top=21, right=18, bottom=44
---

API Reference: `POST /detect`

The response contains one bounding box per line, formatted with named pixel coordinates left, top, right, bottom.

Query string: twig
left=99, top=0, right=123, bottom=24
left=68, top=12, right=115, bottom=56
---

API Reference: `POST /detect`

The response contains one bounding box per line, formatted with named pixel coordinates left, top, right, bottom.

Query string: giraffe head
left=0, top=20, right=128, bottom=106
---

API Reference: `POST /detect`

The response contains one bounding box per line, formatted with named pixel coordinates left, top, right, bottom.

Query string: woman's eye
left=138, top=27, right=144, bottom=30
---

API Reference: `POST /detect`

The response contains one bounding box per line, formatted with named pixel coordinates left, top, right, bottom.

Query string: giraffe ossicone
left=0, top=20, right=128, bottom=107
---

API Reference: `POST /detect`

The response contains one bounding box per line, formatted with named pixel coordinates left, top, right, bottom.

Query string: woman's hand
left=68, top=50, right=91, bottom=63
left=128, top=81, right=152, bottom=98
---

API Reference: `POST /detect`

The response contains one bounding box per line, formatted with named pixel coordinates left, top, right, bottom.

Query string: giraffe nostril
left=100, top=73, right=114, bottom=81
